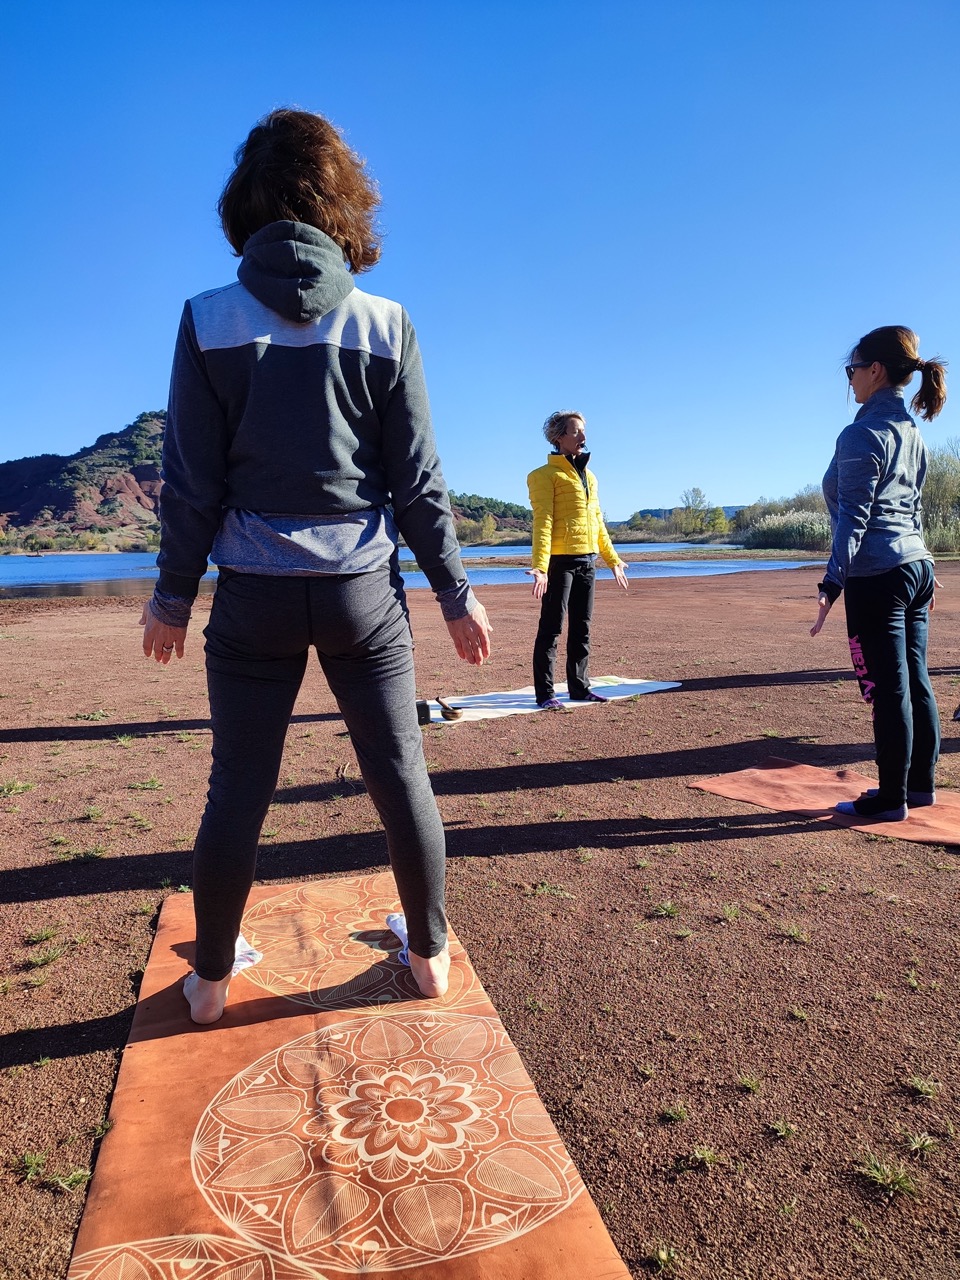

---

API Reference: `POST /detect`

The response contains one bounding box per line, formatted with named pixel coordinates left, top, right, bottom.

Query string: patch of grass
left=33, top=1056, right=51, bottom=1068
left=133, top=902, right=154, bottom=916
left=738, top=1073, right=762, bottom=1095
left=576, top=850, right=594, bottom=863
left=631, top=858, right=650, bottom=869
left=127, top=812, right=153, bottom=831
left=113, top=734, right=134, bottom=747
left=73, top=709, right=109, bottom=721
left=905, top=968, right=920, bottom=990
left=768, top=1117, right=797, bottom=1140
left=788, top=1006, right=808, bottom=1022
left=905, top=1075, right=939, bottom=1101
left=660, top=1101, right=689, bottom=1124
left=651, top=900, right=680, bottom=919
left=46, top=1167, right=91, bottom=1192
left=673, top=928, right=692, bottom=940
left=61, top=845, right=108, bottom=862
left=686, top=1146, right=721, bottom=1169
left=25, top=927, right=57, bottom=944
left=525, top=881, right=575, bottom=899
left=26, top=946, right=64, bottom=969
left=645, top=1242, right=682, bottom=1275
left=0, top=780, right=33, bottom=796
left=525, top=997, right=548, bottom=1013
left=781, top=923, right=810, bottom=944
left=128, top=776, right=163, bottom=791
left=17, top=1152, right=47, bottom=1183
left=904, top=1132, right=938, bottom=1159
left=82, top=805, right=104, bottom=821
left=855, top=1148, right=917, bottom=1198
left=25, top=973, right=48, bottom=988
left=637, top=1064, right=656, bottom=1081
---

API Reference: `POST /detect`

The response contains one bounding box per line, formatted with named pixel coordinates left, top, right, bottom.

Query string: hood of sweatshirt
left=237, top=221, right=355, bottom=323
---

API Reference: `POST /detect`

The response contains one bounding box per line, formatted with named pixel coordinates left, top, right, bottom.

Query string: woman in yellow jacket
left=526, top=410, right=628, bottom=710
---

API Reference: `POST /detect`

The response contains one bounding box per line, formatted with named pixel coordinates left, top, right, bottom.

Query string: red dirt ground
left=1, top=564, right=959, bottom=1279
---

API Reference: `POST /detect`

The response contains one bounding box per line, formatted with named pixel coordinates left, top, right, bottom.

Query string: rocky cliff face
left=0, top=412, right=165, bottom=550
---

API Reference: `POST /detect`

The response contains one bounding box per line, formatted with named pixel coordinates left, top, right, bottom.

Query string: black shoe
left=835, top=797, right=908, bottom=822
left=865, top=786, right=935, bottom=807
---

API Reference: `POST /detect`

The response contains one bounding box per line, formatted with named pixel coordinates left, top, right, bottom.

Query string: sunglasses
left=845, top=361, right=873, bottom=381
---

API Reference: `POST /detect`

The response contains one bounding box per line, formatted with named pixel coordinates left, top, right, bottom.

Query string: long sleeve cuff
left=435, top=579, right=477, bottom=622
left=148, top=588, right=193, bottom=628
left=817, top=578, right=842, bottom=605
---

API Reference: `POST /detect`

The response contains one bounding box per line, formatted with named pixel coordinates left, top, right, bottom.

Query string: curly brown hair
left=218, top=109, right=382, bottom=273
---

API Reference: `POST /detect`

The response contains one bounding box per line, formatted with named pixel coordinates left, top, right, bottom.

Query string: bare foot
left=183, top=971, right=231, bottom=1024
left=408, top=946, right=450, bottom=998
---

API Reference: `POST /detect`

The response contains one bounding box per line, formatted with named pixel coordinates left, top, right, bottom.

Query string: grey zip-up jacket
left=157, top=221, right=465, bottom=600
left=820, top=387, right=932, bottom=601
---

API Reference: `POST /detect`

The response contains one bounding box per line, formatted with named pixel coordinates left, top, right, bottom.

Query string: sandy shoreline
left=2, top=569, right=959, bottom=1278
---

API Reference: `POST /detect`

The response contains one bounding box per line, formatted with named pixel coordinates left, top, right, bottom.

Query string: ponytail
left=911, top=357, right=948, bottom=421
left=850, top=325, right=948, bottom=421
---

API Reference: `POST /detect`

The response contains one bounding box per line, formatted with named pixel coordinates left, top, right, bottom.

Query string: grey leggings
left=192, top=567, right=447, bottom=980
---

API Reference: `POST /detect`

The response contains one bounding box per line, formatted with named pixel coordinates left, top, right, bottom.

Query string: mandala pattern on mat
left=239, top=874, right=483, bottom=1011
left=68, top=1233, right=320, bottom=1280
left=193, top=1012, right=581, bottom=1272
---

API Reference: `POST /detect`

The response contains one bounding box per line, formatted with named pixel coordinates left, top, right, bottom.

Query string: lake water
left=0, top=545, right=818, bottom=598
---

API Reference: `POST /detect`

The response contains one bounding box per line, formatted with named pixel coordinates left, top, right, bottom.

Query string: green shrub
left=741, top=511, right=831, bottom=551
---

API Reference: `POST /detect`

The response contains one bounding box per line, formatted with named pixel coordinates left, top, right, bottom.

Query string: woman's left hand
left=930, top=577, right=944, bottom=612
left=140, top=606, right=188, bottom=664
left=810, top=593, right=832, bottom=637
left=613, top=564, right=629, bottom=592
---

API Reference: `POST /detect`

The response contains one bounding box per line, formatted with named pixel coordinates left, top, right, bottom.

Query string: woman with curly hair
left=141, top=109, right=491, bottom=1021
left=811, top=326, right=947, bottom=822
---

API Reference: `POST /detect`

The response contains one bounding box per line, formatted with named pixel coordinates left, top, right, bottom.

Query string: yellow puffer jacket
left=527, top=453, right=623, bottom=574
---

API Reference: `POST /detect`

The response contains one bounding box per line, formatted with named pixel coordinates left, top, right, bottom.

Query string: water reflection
left=0, top=577, right=217, bottom=600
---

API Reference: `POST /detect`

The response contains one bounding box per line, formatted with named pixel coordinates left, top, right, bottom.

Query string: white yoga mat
left=422, top=675, right=681, bottom=724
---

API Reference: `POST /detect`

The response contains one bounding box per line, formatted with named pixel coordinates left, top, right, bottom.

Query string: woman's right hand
left=810, top=592, right=832, bottom=637
left=526, top=568, right=548, bottom=600
left=446, top=602, right=492, bottom=666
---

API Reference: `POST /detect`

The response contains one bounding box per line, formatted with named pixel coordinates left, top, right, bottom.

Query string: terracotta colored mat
left=422, top=674, right=681, bottom=724
left=68, top=873, right=629, bottom=1279
left=691, top=756, right=960, bottom=846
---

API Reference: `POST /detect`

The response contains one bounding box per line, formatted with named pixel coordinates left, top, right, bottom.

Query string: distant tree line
left=625, top=442, right=960, bottom=553
left=625, top=487, right=731, bottom=539
left=447, top=491, right=532, bottom=545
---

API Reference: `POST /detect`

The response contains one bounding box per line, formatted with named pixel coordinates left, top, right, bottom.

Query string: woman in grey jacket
left=811, top=326, right=947, bottom=821
left=140, top=110, right=491, bottom=1022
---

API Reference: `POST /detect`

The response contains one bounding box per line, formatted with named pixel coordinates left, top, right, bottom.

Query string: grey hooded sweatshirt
left=155, top=221, right=467, bottom=610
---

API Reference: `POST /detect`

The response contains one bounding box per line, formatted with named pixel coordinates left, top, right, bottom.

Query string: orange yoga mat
left=691, top=756, right=960, bottom=846
left=68, top=873, right=629, bottom=1279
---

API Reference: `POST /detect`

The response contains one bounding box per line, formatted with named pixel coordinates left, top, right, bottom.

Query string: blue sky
left=2, top=0, right=958, bottom=519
